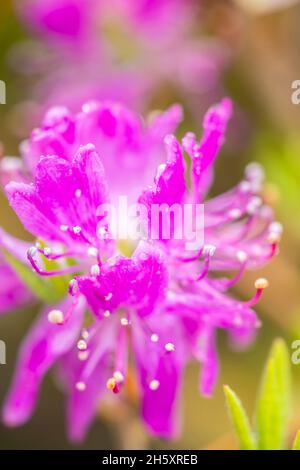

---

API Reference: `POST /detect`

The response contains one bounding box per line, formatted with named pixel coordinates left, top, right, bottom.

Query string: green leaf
left=256, top=338, right=291, bottom=450
left=223, top=385, right=257, bottom=450
left=3, top=249, right=64, bottom=304
left=292, top=431, right=300, bottom=450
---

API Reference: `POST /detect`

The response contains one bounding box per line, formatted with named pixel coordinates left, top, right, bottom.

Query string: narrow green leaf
left=256, top=338, right=291, bottom=450
left=223, top=385, right=257, bottom=450
left=3, top=250, right=63, bottom=303
left=292, top=431, right=300, bottom=450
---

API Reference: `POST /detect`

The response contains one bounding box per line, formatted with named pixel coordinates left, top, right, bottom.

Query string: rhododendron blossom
left=0, top=98, right=281, bottom=440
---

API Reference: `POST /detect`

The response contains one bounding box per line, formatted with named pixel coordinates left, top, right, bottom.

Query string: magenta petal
left=77, top=241, right=167, bottom=317
left=2, top=297, right=85, bottom=427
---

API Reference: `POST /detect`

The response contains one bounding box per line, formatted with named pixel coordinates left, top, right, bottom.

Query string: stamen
left=268, top=232, right=281, bottom=244
left=103, top=310, right=111, bottom=318
left=73, top=225, right=82, bottom=234
left=120, top=317, right=129, bottom=326
left=87, top=247, right=98, bottom=258
left=60, top=224, right=69, bottom=232
left=269, top=221, right=283, bottom=235
left=203, top=244, right=216, bottom=257
left=75, top=189, right=82, bottom=198
left=75, top=381, right=86, bottom=392
left=69, top=279, right=79, bottom=296
left=77, top=339, right=88, bottom=351
left=47, top=309, right=64, bottom=325
left=90, top=264, right=100, bottom=276
left=78, top=350, right=89, bottom=361
left=196, top=245, right=216, bottom=281
left=106, top=377, right=119, bottom=394
left=37, top=247, right=76, bottom=261
left=81, top=329, right=89, bottom=340
left=175, top=247, right=203, bottom=263
left=113, top=371, right=125, bottom=383
left=43, top=247, right=52, bottom=256
left=27, top=247, right=79, bottom=277
left=228, top=208, right=242, bottom=220
left=255, top=278, right=269, bottom=290
left=105, top=293, right=113, bottom=301
left=246, top=196, right=262, bottom=215
left=236, top=250, right=248, bottom=264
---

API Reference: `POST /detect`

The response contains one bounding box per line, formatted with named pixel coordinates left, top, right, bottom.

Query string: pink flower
left=2, top=99, right=280, bottom=440
left=13, top=0, right=227, bottom=115
left=0, top=228, right=34, bottom=314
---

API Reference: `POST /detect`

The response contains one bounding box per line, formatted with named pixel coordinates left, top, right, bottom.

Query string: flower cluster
left=12, top=0, right=226, bottom=117
left=0, top=98, right=281, bottom=440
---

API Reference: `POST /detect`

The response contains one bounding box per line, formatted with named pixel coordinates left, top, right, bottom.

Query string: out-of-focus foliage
left=224, top=339, right=294, bottom=450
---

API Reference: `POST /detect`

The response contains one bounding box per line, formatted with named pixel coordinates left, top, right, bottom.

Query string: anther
left=69, top=278, right=78, bottom=296
left=90, top=264, right=100, bottom=276
left=151, top=333, right=159, bottom=343
left=47, top=309, right=64, bottom=325
left=149, top=380, right=160, bottom=391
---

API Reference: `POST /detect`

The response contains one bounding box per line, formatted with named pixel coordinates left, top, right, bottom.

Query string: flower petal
left=2, top=297, right=85, bottom=426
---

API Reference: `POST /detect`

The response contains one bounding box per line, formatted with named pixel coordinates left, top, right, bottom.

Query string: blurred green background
left=0, top=0, right=300, bottom=450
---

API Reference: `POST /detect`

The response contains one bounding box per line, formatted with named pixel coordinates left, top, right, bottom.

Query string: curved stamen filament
left=27, top=247, right=81, bottom=277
